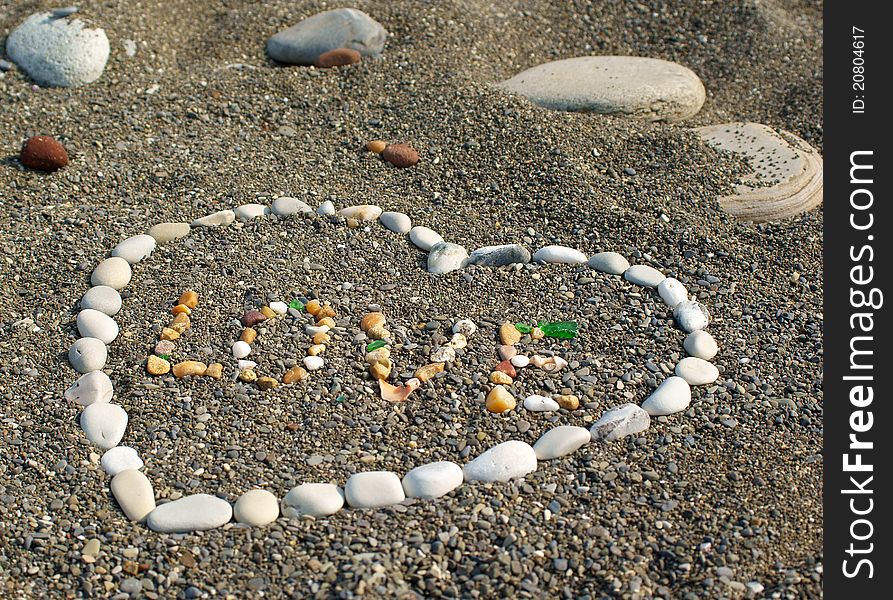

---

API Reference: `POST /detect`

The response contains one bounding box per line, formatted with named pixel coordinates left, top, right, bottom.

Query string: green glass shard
left=288, top=299, right=304, bottom=311
left=538, top=321, right=579, bottom=339
left=366, top=340, right=387, bottom=352
left=514, top=323, right=533, bottom=334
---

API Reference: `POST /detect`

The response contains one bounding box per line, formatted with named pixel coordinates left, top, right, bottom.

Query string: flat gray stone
left=68, top=337, right=107, bottom=373
left=147, top=222, right=190, bottom=244
left=281, top=483, right=344, bottom=517
left=266, top=8, right=387, bottom=66
left=91, top=257, right=131, bottom=290
left=380, top=211, right=411, bottom=234
left=65, top=370, right=113, bottom=406
left=147, top=494, right=232, bottom=533
left=111, top=234, right=156, bottom=264
left=80, top=286, right=121, bottom=316
left=588, top=251, right=630, bottom=275
left=76, top=309, right=119, bottom=344
left=467, top=244, right=531, bottom=266
left=272, top=196, right=313, bottom=216
left=427, top=242, right=468, bottom=274
left=498, top=56, right=705, bottom=121
left=6, top=11, right=110, bottom=87
left=401, top=461, right=463, bottom=499
left=344, top=471, right=405, bottom=508
left=316, top=200, right=335, bottom=216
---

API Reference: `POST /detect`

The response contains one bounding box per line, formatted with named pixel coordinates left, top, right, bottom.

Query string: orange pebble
left=172, top=304, right=192, bottom=316
left=178, top=290, right=199, bottom=309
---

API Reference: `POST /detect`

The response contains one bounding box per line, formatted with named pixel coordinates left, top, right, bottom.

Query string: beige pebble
left=170, top=312, right=190, bottom=333
left=282, top=366, right=308, bottom=384
left=239, top=369, right=258, bottom=383
left=305, top=299, right=322, bottom=317
left=240, top=328, right=257, bottom=344
left=489, top=371, right=513, bottom=385
left=260, top=306, right=276, bottom=319
left=555, top=394, right=580, bottom=411
left=486, top=386, right=516, bottom=413
left=146, top=355, right=170, bottom=375
left=178, top=290, right=198, bottom=309
left=414, top=362, right=444, bottom=382
left=312, top=332, right=331, bottom=345
left=172, top=361, right=206, bottom=378
left=367, top=324, right=389, bottom=340
left=365, top=347, right=391, bottom=364
left=317, top=304, right=336, bottom=319
left=316, top=316, right=335, bottom=328
left=499, top=322, right=521, bottom=345
left=171, top=304, right=192, bottom=316
left=360, top=312, right=386, bottom=332
left=160, top=327, right=180, bottom=341
left=369, top=360, right=392, bottom=380
left=257, top=377, right=278, bottom=391
left=307, top=344, right=326, bottom=356
left=530, top=327, right=545, bottom=340
left=204, top=363, right=223, bottom=379
left=366, top=140, right=387, bottom=153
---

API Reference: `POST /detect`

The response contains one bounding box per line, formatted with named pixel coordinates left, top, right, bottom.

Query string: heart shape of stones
left=65, top=200, right=720, bottom=532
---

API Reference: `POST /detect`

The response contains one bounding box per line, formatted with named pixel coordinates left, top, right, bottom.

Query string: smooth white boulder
left=65, top=370, right=113, bottom=405
left=624, top=264, right=665, bottom=288
left=147, top=222, right=190, bottom=244
left=409, top=226, right=443, bottom=251
left=234, top=204, right=269, bottom=220
left=80, top=286, right=122, bottom=316
left=91, top=257, right=131, bottom=290
left=657, top=278, right=688, bottom=307
left=523, top=394, right=559, bottom=412
left=532, top=245, right=587, bottom=265
left=380, top=211, right=412, bottom=234
left=675, top=357, right=720, bottom=385
left=272, top=196, right=313, bottom=216
left=281, top=483, right=344, bottom=517
left=101, top=446, right=143, bottom=476
left=344, top=471, right=405, bottom=508
left=76, top=309, right=119, bottom=344
left=111, top=469, right=155, bottom=522
left=588, top=252, right=630, bottom=275
left=80, top=402, right=128, bottom=449
left=463, top=440, right=537, bottom=482
left=191, top=210, right=235, bottom=227
left=427, top=242, right=468, bottom=274
left=533, top=426, right=591, bottom=460
left=147, top=494, right=232, bottom=533
left=683, top=330, right=718, bottom=360
left=233, top=490, right=279, bottom=526
left=401, top=461, right=464, bottom=499
left=68, top=338, right=107, bottom=373
left=674, top=300, right=710, bottom=332
left=6, top=11, right=110, bottom=87
left=641, top=376, right=692, bottom=416
left=111, top=234, right=156, bottom=264
left=231, top=341, right=251, bottom=359
left=590, top=404, right=651, bottom=442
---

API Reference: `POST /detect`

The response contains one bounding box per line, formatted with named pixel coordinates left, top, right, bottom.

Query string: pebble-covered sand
left=0, top=1, right=822, bottom=598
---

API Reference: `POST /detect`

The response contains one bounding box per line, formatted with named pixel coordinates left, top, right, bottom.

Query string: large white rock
left=401, top=461, right=464, bottom=499
left=427, top=242, right=468, bottom=274
left=675, top=357, right=720, bottom=385
left=111, top=469, right=155, bottom=522
left=234, top=203, right=269, bottom=220
left=111, top=234, right=156, bottom=264
left=191, top=210, right=235, bottom=227
left=683, top=330, right=718, bottom=360
left=281, top=483, right=344, bottom=517
left=674, top=300, right=710, bottom=332
left=80, top=402, right=128, bottom=449
left=234, top=490, right=279, bottom=526
left=641, top=376, right=692, bottom=416
left=266, top=8, right=387, bottom=66
left=590, top=403, right=651, bottom=442
left=101, top=446, right=143, bottom=476
left=147, top=494, right=233, bottom=533
left=65, top=370, right=113, bottom=406
left=657, top=278, right=688, bottom=307
left=68, top=338, right=107, bottom=373
left=344, top=471, right=405, bottom=508
left=380, top=211, right=412, bottom=234
left=463, top=440, right=537, bottom=482
left=6, top=12, right=110, bottom=87
left=497, top=56, right=705, bottom=122
left=91, top=257, right=131, bottom=290
left=409, top=226, right=443, bottom=251
left=532, top=245, right=587, bottom=265
left=272, top=196, right=313, bottom=216
left=624, top=264, right=666, bottom=288
left=523, top=394, right=559, bottom=412
left=80, top=286, right=122, bottom=316
left=77, top=309, right=119, bottom=344
left=533, top=426, right=591, bottom=460
left=147, top=222, right=190, bottom=244
left=588, top=252, right=630, bottom=275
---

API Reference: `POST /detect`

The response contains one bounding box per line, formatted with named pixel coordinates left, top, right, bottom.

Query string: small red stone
left=494, top=360, right=517, bottom=378
left=241, top=310, right=267, bottom=327
left=20, top=136, right=69, bottom=172
left=381, top=143, right=420, bottom=168
left=314, top=48, right=362, bottom=69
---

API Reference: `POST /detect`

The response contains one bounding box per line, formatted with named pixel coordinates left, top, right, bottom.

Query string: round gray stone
left=80, top=286, right=121, bottom=316
left=111, top=234, right=156, bottom=264
left=91, top=257, right=131, bottom=290
left=68, top=337, right=107, bottom=373
left=380, top=211, right=412, bottom=234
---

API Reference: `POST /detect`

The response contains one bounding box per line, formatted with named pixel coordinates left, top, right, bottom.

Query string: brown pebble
left=240, top=328, right=257, bottom=344
left=314, top=47, right=362, bottom=68
left=311, top=332, right=331, bottom=345
left=366, top=140, right=387, bottom=154
left=367, top=324, right=389, bottom=340
left=286, top=422, right=300, bottom=432
left=360, top=312, right=386, bottom=332
left=241, top=310, right=267, bottom=327
left=499, top=322, right=522, bottom=346
left=316, top=317, right=335, bottom=329
left=154, top=340, right=175, bottom=355
left=257, top=377, right=278, bottom=391
left=305, top=300, right=322, bottom=317
left=381, top=143, right=420, bottom=168
left=238, top=369, right=258, bottom=383
left=260, top=306, right=276, bottom=319
left=20, top=136, right=69, bottom=172
left=555, top=394, right=580, bottom=411
left=204, top=363, right=224, bottom=379
left=170, top=312, right=190, bottom=334
left=346, top=218, right=360, bottom=228
left=307, top=344, right=325, bottom=356
left=369, top=360, right=392, bottom=381
left=494, top=360, right=517, bottom=378
left=171, top=304, right=192, bottom=316
left=160, top=328, right=180, bottom=341
left=489, top=371, right=513, bottom=385
left=172, top=361, right=207, bottom=378
left=146, top=355, right=170, bottom=375
left=282, top=366, right=308, bottom=384
left=178, top=290, right=199, bottom=309
left=414, top=362, right=445, bottom=382
left=317, top=305, right=336, bottom=319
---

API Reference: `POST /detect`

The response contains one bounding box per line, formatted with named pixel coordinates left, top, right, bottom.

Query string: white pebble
left=231, top=341, right=251, bottom=359
left=80, top=286, right=122, bottom=316
left=409, top=226, right=443, bottom=251
left=674, top=300, right=710, bottom=332
left=316, top=200, right=335, bottom=216
left=590, top=403, right=651, bottom=442
left=511, top=355, right=530, bottom=368
left=77, top=309, right=119, bottom=344
left=111, top=234, right=156, bottom=264
left=65, top=370, right=113, bottom=406
left=234, top=203, right=269, bottom=220
left=272, top=196, right=312, bottom=216
left=463, top=440, right=537, bottom=482
left=191, top=210, right=235, bottom=227
left=91, top=257, right=132, bottom=290
left=80, top=402, right=128, bottom=449
left=657, top=277, right=688, bottom=307
left=452, top=319, right=477, bottom=337
left=401, top=461, right=464, bottom=499
left=237, top=360, right=257, bottom=370
left=68, top=337, right=107, bottom=373
left=675, top=357, right=720, bottom=385
left=588, top=251, right=630, bottom=275
left=303, top=356, right=324, bottom=371
left=683, top=330, right=718, bottom=360
left=282, top=483, right=344, bottom=517
left=532, top=245, right=587, bottom=265
left=269, top=301, right=288, bottom=315
left=641, top=376, right=692, bottom=416
left=345, top=471, right=405, bottom=508
left=111, top=469, right=155, bottom=522
left=624, top=264, right=666, bottom=288
left=234, top=489, right=279, bottom=526
left=101, top=446, right=143, bottom=476
left=533, top=426, right=591, bottom=460
left=147, top=494, right=232, bottom=533
left=524, top=394, right=559, bottom=412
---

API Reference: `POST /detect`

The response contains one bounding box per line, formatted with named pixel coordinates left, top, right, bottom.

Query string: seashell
left=447, top=333, right=467, bottom=349
left=452, top=319, right=477, bottom=337
left=379, top=378, right=420, bottom=402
